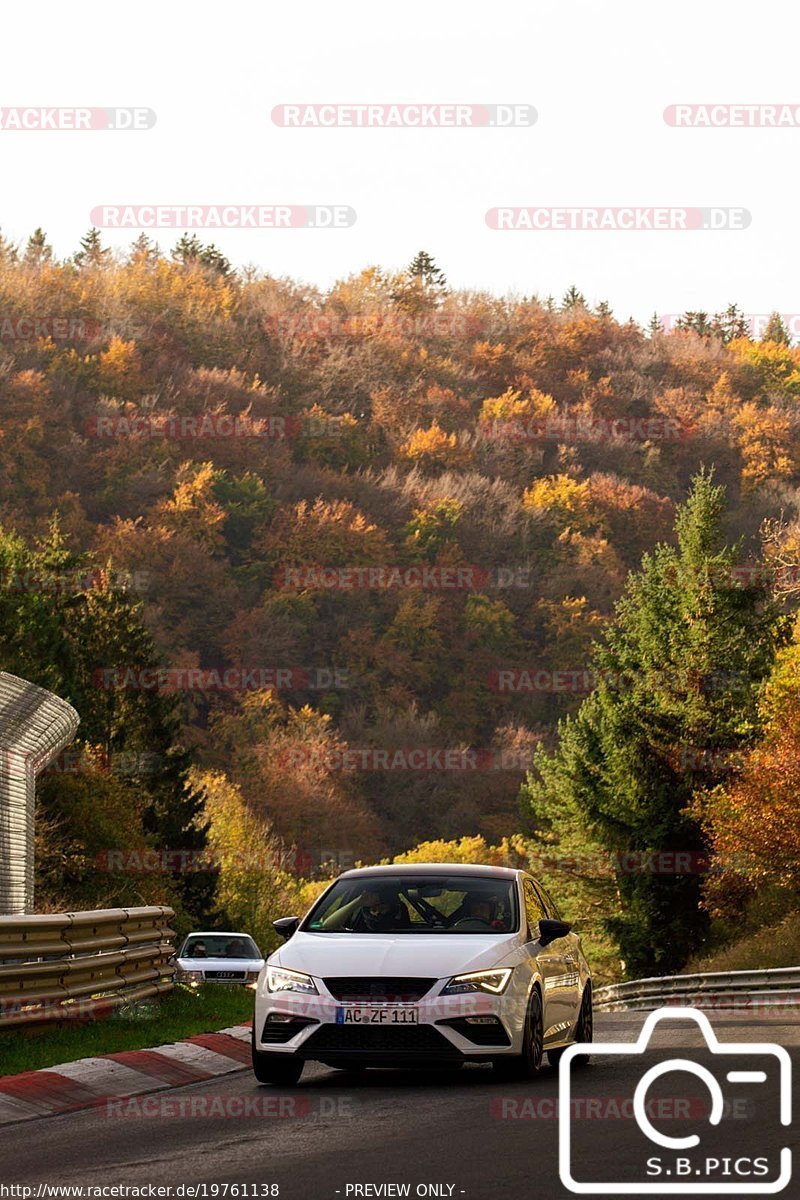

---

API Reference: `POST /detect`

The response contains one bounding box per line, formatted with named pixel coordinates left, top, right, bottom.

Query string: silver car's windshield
left=180, top=934, right=260, bottom=959
left=304, top=874, right=519, bottom=934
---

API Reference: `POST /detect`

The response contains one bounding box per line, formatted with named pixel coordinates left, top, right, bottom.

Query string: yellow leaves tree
left=156, top=462, right=228, bottom=552
left=728, top=337, right=800, bottom=399
left=522, top=473, right=592, bottom=528
left=478, top=386, right=556, bottom=425
left=262, top=497, right=390, bottom=566
left=96, top=336, right=142, bottom=400
left=732, top=402, right=796, bottom=492
left=399, top=421, right=471, bottom=472
left=690, top=625, right=800, bottom=916
left=208, top=692, right=384, bottom=860
left=194, top=767, right=328, bottom=953
left=391, top=834, right=528, bottom=867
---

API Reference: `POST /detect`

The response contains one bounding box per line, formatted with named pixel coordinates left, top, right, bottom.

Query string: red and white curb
left=0, top=1024, right=252, bottom=1126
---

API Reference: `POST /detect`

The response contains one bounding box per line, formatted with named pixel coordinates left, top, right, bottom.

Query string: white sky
left=1, top=0, right=798, bottom=324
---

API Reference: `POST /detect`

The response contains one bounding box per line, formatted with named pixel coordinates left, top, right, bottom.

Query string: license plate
left=335, top=1006, right=419, bottom=1025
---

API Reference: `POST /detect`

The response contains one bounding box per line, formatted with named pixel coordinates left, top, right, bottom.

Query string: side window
left=523, top=879, right=546, bottom=938
left=533, top=881, right=561, bottom=921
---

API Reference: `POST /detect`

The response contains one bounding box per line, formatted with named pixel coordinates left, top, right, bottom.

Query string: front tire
left=252, top=1028, right=304, bottom=1085
left=493, top=989, right=544, bottom=1080
left=548, top=984, right=593, bottom=1069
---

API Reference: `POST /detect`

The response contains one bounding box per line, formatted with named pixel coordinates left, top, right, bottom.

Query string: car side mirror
left=273, top=916, right=301, bottom=940
left=538, top=918, right=572, bottom=946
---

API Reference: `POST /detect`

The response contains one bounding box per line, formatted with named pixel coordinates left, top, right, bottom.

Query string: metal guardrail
left=0, top=905, right=176, bottom=1028
left=0, top=671, right=80, bottom=914
left=594, top=966, right=800, bottom=1014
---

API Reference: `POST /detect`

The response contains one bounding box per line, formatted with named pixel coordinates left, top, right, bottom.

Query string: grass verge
left=0, top=984, right=254, bottom=1078
left=684, top=909, right=800, bottom=975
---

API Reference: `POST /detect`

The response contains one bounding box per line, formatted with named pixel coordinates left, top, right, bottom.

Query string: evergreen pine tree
left=128, top=233, right=160, bottom=264
left=406, top=250, right=447, bottom=290
left=23, top=228, right=53, bottom=266
left=711, top=303, right=750, bottom=345
left=561, top=285, right=587, bottom=310
left=521, top=472, right=779, bottom=975
left=761, top=312, right=791, bottom=345
left=74, top=228, right=111, bottom=268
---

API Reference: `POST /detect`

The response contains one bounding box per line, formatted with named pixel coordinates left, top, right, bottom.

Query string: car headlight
left=441, top=968, right=512, bottom=995
left=178, top=969, right=204, bottom=987
left=266, top=966, right=318, bottom=994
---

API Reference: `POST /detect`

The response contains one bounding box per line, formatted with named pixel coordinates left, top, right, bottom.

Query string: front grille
left=206, top=970, right=246, bottom=980
left=323, top=977, right=436, bottom=1003
left=261, top=1016, right=318, bottom=1044
left=299, top=1023, right=460, bottom=1058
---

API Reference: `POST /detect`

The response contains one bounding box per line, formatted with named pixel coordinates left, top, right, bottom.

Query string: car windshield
left=303, top=874, right=518, bottom=934
left=180, top=934, right=260, bottom=959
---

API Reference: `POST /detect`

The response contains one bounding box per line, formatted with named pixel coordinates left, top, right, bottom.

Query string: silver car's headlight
left=178, top=969, right=204, bottom=987
left=441, top=968, right=512, bottom=995
left=266, top=966, right=318, bottom=994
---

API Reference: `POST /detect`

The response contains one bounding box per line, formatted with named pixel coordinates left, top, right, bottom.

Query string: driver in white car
left=448, top=891, right=508, bottom=930
left=321, top=886, right=411, bottom=932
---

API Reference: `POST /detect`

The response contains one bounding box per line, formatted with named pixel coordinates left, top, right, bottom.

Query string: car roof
left=338, top=863, right=520, bottom=880
left=182, top=931, right=256, bottom=938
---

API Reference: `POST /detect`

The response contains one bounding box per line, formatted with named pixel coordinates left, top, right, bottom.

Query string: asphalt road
left=1, top=1013, right=797, bottom=1200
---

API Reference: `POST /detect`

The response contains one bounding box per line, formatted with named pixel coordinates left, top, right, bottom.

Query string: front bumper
left=254, top=981, right=527, bottom=1063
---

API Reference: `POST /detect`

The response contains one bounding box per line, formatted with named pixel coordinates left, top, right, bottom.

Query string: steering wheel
left=452, top=917, right=492, bottom=930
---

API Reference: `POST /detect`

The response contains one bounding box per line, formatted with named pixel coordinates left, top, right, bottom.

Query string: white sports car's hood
left=273, top=931, right=521, bottom=979
left=177, top=956, right=264, bottom=973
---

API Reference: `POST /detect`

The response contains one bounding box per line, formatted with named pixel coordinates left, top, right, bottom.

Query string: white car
left=176, top=931, right=264, bottom=988
left=252, top=863, right=592, bottom=1084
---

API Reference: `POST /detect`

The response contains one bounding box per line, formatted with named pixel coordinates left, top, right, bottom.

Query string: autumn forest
left=2, top=230, right=800, bottom=981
